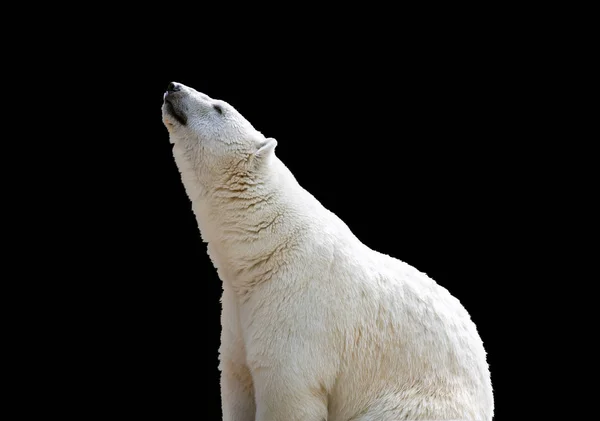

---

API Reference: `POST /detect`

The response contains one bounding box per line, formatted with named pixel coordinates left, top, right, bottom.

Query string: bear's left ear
left=253, top=137, right=277, bottom=165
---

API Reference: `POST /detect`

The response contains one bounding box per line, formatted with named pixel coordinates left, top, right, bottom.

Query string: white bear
left=161, top=82, right=494, bottom=421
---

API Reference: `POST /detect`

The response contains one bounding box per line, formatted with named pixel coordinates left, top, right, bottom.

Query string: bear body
left=162, top=82, right=494, bottom=420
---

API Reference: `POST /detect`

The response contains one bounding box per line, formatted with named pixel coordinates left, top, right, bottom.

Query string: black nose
left=167, top=82, right=182, bottom=92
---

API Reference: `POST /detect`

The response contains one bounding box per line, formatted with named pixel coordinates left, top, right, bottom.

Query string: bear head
left=162, top=82, right=277, bottom=187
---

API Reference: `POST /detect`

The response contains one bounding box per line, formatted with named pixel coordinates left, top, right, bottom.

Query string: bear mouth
left=164, top=99, right=187, bottom=125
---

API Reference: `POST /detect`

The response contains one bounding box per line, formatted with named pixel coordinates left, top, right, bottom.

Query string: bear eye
left=213, top=104, right=223, bottom=115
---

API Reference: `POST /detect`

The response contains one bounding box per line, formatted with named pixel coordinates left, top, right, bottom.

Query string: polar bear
left=161, top=82, right=494, bottom=421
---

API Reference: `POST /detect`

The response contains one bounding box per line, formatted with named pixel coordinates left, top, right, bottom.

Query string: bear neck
left=177, top=149, right=309, bottom=296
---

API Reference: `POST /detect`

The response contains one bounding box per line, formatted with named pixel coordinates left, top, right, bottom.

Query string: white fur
left=162, top=83, right=494, bottom=420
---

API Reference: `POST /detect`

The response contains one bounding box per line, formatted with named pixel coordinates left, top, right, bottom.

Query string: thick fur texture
left=162, top=82, right=494, bottom=420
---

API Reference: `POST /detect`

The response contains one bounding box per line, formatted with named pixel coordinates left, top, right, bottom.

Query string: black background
left=31, top=13, right=562, bottom=419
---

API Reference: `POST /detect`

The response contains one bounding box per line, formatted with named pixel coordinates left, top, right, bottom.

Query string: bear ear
left=253, top=137, right=277, bottom=164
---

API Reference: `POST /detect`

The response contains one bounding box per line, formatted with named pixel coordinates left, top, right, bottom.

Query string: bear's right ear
left=252, top=138, right=277, bottom=167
